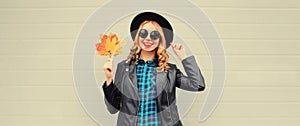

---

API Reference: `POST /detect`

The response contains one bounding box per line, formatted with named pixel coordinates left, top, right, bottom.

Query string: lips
left=143, top=41, right=154, bottom=47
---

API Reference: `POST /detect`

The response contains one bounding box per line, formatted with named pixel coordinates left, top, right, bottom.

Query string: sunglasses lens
left=150, top=31, right=160, bottom=40
left=139, top=29, right=148, bottom=38
left=139, top=29, right=160, bottom=40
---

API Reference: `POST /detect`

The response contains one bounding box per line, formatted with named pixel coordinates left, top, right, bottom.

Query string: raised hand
left=171, top=43, right=187, bottom=61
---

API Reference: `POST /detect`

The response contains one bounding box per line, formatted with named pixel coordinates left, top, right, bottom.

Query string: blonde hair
left=127, top=20, right=170, bottom=71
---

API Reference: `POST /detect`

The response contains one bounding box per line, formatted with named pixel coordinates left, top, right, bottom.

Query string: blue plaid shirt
left=136, top=57, right=160, bottom=126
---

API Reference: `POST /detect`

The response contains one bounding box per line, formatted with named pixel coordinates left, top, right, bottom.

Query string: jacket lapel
left=125, top=61, right=140, bottom=99
left=126, top=62, right=168, bottom=101
left=128, top=62, right=137, bottom=87
left=155, top=68, right=168, bottom=96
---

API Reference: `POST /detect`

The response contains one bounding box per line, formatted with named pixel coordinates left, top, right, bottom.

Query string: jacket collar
left=136, top=57, right=158, bottom=67
left=125, top=59, right=168, bottom=98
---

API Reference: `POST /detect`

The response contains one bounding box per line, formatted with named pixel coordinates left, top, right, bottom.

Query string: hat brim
left=130, top=12, right=173, bottom=49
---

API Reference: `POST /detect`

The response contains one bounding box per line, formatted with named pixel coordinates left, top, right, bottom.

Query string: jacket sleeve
left=102, top=62, right=124, bottom=114
left=175, top=55, right=205, bottom=91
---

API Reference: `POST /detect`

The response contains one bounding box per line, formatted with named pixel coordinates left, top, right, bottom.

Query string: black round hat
left=130, top=12, right=173, bottom=48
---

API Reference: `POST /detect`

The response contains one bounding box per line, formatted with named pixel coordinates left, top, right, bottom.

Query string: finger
left=174, top=43, right=177, bottom=49
left=171, top=43, right=175, bottom=48
left=106, top=67, right=112, bottom=72
left=107, top=58, right=112, bottom=62
left=104, top=61, right=112, bottom=68
left=176, top=43, right=180, bottom=50
left=106, top=60, right=112, bottom=65
left=104, top=65, right=112, bottom=72
left=178, top=44, right=183, bottom=50
left=107, top=58, right=113, bottom=64
left=103, top=64, right=109, bottom=69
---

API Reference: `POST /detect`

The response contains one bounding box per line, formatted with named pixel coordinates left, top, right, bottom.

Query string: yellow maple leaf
left=96, top=33, right=125, bottom=57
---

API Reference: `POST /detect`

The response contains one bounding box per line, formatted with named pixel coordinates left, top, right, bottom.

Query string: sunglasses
left=139, top=29, right=161, bottom=40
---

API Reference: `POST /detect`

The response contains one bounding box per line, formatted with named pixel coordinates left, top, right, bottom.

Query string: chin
left=140, top=46, right=158, bottom=52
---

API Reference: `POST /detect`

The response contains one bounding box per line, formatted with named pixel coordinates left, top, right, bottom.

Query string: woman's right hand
left=103, top=57, right=113, bottom=85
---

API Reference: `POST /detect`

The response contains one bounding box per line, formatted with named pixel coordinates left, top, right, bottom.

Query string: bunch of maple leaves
left=96, top=33, right=125, bottom=57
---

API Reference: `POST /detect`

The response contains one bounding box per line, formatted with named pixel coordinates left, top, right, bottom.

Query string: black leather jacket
left=103, top=56, right=205, bottom=126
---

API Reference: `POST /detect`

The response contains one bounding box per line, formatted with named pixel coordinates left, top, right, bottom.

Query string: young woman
left=102, top=12, right=205, bottom=126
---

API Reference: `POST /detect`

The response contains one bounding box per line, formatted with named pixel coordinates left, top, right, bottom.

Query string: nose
left=145, top=33, right=151, bottom=41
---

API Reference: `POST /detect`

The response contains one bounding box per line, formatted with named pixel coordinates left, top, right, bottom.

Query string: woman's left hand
left=171, top=43, right=187, bottom=61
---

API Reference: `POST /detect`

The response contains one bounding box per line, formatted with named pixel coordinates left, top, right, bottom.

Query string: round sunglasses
left=139, top=29, right=161, bottom=40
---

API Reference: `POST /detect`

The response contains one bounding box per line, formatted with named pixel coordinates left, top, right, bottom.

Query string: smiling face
left=138, top=22, right=161, bottom=52
left=128, top=20, right=169, bottom=70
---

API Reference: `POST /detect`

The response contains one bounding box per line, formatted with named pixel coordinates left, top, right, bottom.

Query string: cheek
left=154, top=40, right=160, bottom=47
left=138, top=38, right=143, bottom=45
